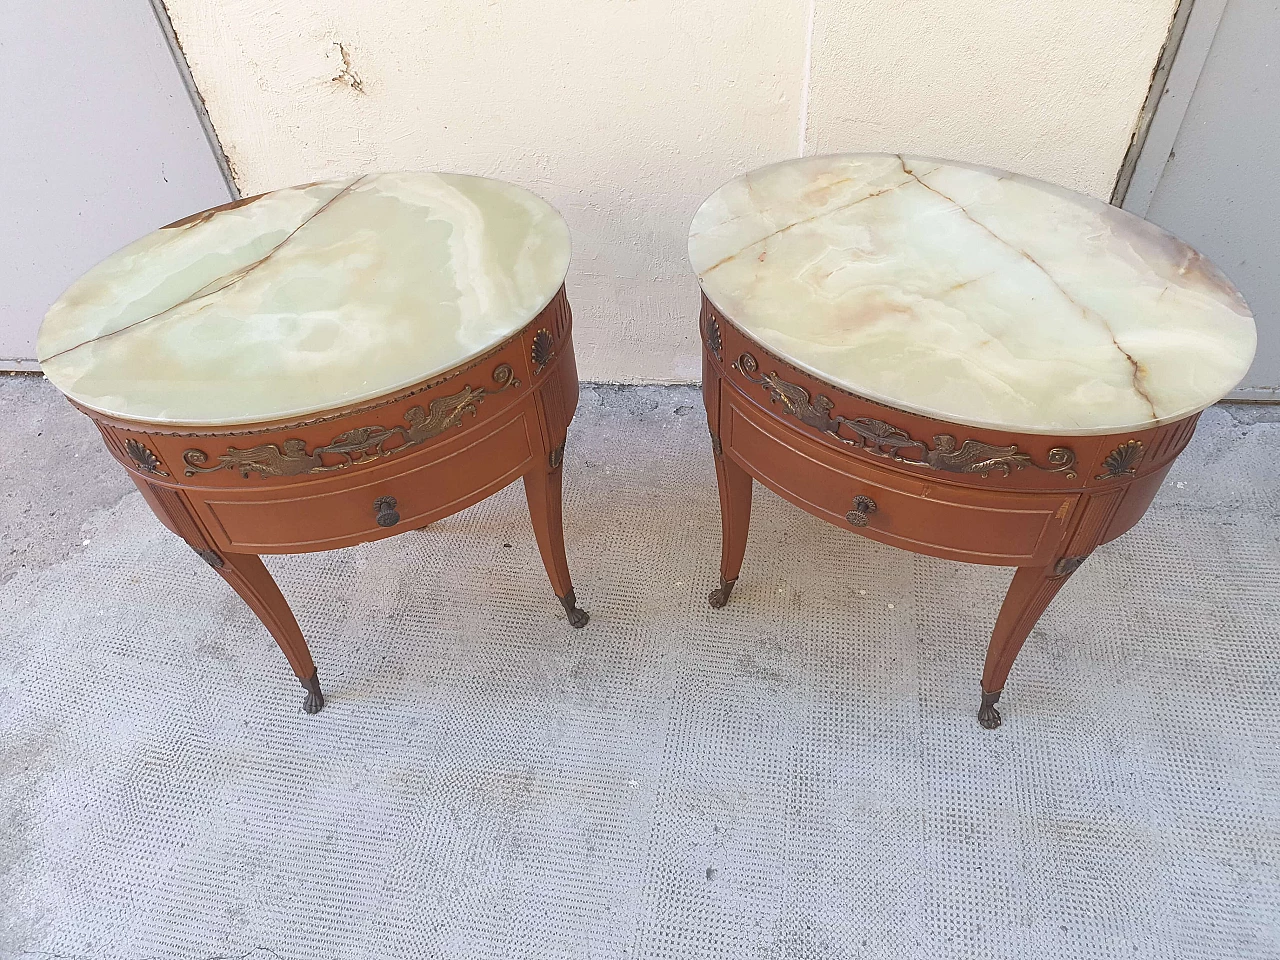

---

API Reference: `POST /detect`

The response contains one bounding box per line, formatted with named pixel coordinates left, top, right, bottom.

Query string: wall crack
left=331, top=42, right=366, bottom=94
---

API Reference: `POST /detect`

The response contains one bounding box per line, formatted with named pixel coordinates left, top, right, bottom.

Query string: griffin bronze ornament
left=183, top=364, right=518, bottom=480
left=735, top=353, right=1077, bottom=479
left=1095, top=440, right=1144, bottom=479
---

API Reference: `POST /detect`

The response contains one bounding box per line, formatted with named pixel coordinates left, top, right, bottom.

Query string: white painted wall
left=2, top=0, right=231, bottom=367
left=161, top=0, right=1179, bottom=382
left=1141, top=0, right=1280, bottom=396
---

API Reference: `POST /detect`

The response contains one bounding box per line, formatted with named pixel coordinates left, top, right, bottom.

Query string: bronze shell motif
left=706, top=316, right=722, bottom=358
left=125, top=438, right=168, bottom=476
left=1095, top=440, right=1145, bottom=480
left=532, top=329, right=555, bottom=374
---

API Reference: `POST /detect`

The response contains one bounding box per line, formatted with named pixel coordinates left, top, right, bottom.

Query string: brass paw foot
left=558, top=591, right=589, bottom=628
left=977, top=689, right=1002, bottom=730
left=301, top=669, right=325, bottom=714
left=708, top=577, right=737, bottom=609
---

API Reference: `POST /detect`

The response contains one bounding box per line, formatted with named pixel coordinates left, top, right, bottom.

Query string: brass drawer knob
left=846, top=495, right=878, bottom=527
left=373, top=496, right=400, bottom=527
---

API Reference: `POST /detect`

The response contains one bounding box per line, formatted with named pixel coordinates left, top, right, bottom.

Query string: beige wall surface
left=163, top=0, right=1178, bottom=383
left=805, top=0, right=1180, bottom=198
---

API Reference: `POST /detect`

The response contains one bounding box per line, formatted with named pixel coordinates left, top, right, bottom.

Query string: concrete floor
left=2, top=374, right=1278, bottom=960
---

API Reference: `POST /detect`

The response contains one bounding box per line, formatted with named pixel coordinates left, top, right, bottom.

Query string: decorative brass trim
left=125, top=438, right=169, bottom=476
left=532, top=329, right=554, bottom=374
left=1095, top=440, right=1144, bottom=480
left=492, top=362, right=516, bottom=388
left=1052, top=555, right=1087, bottom=578
left=548, top=444, right=565, bottom=470
left=845, top=495, right=878, bottom=527
left=183, top=363, right=518, bottom=480
left=735, top=353, right=1077, bottom=479
left=706, top=315, right=722, bottom=359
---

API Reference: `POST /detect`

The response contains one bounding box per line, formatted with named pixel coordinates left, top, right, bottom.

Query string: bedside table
left=690, top=154, right=1256, bottom=727
left=39, top=172, right=590, bottom=714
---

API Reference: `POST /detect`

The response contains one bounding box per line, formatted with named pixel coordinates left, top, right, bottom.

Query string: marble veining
left=689, top=154, right=1256, bottom=435
left=39, top=172, right=572, bottom=425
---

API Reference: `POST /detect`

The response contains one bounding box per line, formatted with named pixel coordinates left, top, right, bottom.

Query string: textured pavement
left=2, top=375, right=1278, bottom=959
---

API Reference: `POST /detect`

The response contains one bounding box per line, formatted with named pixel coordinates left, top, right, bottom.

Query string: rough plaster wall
left=804, top=0, right=1180, bottom=199
left=159, top=0, right=809, bottom=384
left=161, top=0, right=1175, bottom=382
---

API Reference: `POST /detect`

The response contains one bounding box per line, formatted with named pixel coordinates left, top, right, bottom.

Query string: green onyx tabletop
left=689, top=154, right=1256, bottom=436
left=38, top=172, right=572, bottom=426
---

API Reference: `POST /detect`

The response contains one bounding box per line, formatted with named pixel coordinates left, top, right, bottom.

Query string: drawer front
left=725, top=398, right=1075, bottom=566
left=196, top=412, right=533, bottom=552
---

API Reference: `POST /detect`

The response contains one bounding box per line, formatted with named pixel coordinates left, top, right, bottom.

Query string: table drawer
left=724, top=399, right=1075, bottom=565
left=196, top=413, right=533, bottom=552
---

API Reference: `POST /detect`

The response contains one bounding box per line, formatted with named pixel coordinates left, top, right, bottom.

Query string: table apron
left=185, top=409, right=537, bottom=554
left=722, top=389, right=1078, bottom=567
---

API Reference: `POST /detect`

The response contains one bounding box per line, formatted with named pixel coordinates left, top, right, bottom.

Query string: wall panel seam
left=147, top=0, right=239, bottom=199
left=798, top=0, right=817, bottom=155
left=1111, top=0, right=1198, bottom=206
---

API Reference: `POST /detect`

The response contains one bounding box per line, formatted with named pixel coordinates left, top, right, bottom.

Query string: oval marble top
left=689, top=154, right=1256, bottom=436
left=39, top=172, right=571, bottom=426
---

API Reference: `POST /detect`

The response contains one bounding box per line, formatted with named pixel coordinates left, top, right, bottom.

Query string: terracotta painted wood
left=700, top=294, right=1199, bottom=728
left=78, top=286, right=589, bottom=713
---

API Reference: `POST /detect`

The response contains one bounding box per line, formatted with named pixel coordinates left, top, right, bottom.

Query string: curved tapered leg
left=203, top=549, right=324, bottom=713
left=523, top=450, right=588, bottom=628
left=133, top=477, right=324, bottom=713
left=709, top=433, right=753, bottom=608
left=978, top=556, right=1086, bottom=728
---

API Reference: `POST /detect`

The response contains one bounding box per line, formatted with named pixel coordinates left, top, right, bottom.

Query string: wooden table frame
left=74, top=286, right=589, bottom=713
left=700, top=294, right=1198, bottom=728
